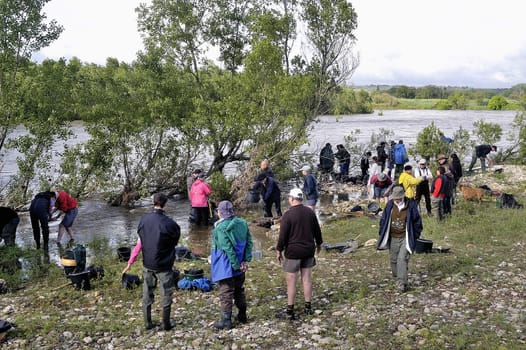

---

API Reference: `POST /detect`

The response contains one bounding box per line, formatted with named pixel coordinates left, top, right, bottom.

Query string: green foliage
left=414, top=122, right=448, bottom=161
left=487, top=95, right=508, bottom=110
left=447, top=92, right=468, bottom=110
left=394, top=85, right=416, bottom=99
left=331, top=87, right=373, bottom=114
left=472, top=119, right=502, bottom=145
left=451, top=125, right=473, bottom=160
left=0, top=0, right=63, bottom=153
left=207, top=171, right=233, bottom=202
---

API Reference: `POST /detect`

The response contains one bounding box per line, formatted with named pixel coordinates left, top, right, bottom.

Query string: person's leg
left=263, top=201, right=273, bottom=217
left=468, top=150, right=477, bottom=172
left=214, top=277, right=234, bottom=329
left=431, top=197, right=441, bottom=221
left=274, top=198, right=282, bottom=217
left=142, top=269, right=157, bottom=329
left=480, top=157, right=486, bottom=172
left=300, top=266, right=314, bottom=315
left=286, top=272, right=298, bottom=306
left=389, top=237, right=401, bottom=279
left=396, top=239, right=410, bottom=291
left=424, top=187, right=432, bottom=215
left=30, top=210, right=41, bottom=249
left=233, top=274, right=247, bottom=323
left=158, top=270, right=175, bottom=330
left=2, top=218, right=19, bottom=246
left=62, top=208, right=78, bottom=241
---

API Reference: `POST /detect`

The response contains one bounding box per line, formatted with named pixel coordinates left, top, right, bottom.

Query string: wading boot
left=143, top=305, right=155, bottom=330
left=236, top=307, right=248, bottom=324
left=162, top=306, right=176, bottom=331
left=213, top=312, right=233, bottom=330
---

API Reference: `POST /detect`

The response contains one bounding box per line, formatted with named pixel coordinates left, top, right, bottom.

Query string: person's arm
left=122, top=239, right=142, bottom=274
left=218, top=225, right=241, bottom=270
left=276, top=215, right=289, bottom=264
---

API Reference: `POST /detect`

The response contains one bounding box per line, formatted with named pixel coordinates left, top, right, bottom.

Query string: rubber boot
left=213, top=312, right=233, bottom=330
left=162, top=306, right=176, bottom=331
left=144, top=305, right=154, bottom=330
left=237, top=307, right=248, bottom=324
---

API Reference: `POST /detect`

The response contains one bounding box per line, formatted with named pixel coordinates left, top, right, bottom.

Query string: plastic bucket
left=117, top=247, right=131, bottom=262
left=415, top=238, right=433, bottom=253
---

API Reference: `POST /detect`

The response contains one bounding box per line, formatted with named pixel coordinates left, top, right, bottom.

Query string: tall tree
left=0, top=0, right=63, bottom=153
left=300, top=0, right=359, bottom=115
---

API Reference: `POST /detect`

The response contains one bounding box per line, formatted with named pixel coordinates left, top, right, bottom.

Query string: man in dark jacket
left=335, top=144, right=351, bottom=180
left=276, top=188, right=323, bottom=320
left=29, top=191, right=57, bottom=251
left=376, top=186, right=422, bottom=292
left=468, top=145, right=496, bottom=173
left=254, top=173, right=282, bottom=217
left=0, top=207, right=19, bottom=247
left=123, top=193, right=180, bottom=331
left=319, top=143, right=335, bottom=175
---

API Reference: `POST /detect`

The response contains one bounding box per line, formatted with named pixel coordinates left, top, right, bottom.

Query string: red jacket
left=56, top=191, right=78, bottom=212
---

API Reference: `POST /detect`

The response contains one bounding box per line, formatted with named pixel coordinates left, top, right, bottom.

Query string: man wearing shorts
left=275, top=188, right=323, bottom=320
left=55, top=190, right=79, bottom=245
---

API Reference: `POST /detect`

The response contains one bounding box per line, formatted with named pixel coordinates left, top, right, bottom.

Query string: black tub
left=117, top=247, right=131, bottom=262
left=415, top=238, right=433, bottom=253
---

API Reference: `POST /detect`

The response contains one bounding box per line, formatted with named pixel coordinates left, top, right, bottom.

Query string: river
left=2, top=109, right=519, bottom=264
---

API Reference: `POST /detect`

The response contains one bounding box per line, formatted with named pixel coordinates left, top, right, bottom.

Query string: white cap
left=300, top=165, right=311, bottom=172
left=288, top=188, right=303, bottom=200
left=419, top=159, right=426, bottom=165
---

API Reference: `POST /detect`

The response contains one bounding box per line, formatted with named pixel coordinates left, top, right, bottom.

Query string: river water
left=2, top=109, right=519, bottom=264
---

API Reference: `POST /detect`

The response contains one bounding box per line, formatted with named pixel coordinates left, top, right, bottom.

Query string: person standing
left=300, top=165, right=318, bottom=211
left=55, top=190, right=78, bottom=245
left=468, top=145, right=496, bottom=173
left=254, top=173, right=282, bottom=218
left=376, top=142, right=388, bottom=172
left=123, top=193, right=180, bottom=331
left=360, top=151, right=372, bottom=184
left=319, top=143, right=335, bottom=176
left=430, top=166, right=448, bottom=221
left=276, top=188, right=323, bottom=320
left=0, top=207, right=19, bottom=247
left=190, top=173, right=212, bottom=226
left=398, top=165, right=424, bottom=200
left=414, top=159, right=433, bottom=216
left=335, top=144, right=350, bottom=180
left=29, top=191, right=57, bottom=250
left=210, top=201, right=253, bottom=329
left=437, top=155, right=454, bottom=215
left=393, top=140, right=409, bottom=179
left=376, top=186, right=423, bottom=292
left=449, top=153, right=463, bottom=205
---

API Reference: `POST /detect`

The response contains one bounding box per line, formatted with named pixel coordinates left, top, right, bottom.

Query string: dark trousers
left=1, top=217, right=19, bottom=246
left=143, top=268, right=175, bottom=321
left=415, top=182, right=431, bottom=214
left=192, top=207, right=210, bottom=226
left=29, top=198, right=50, bottom=249
left=217, top=274, right=247, bottom=313
left=264, top=198, right=282, bottom=217
left=443, top=196, right=452, bottom=215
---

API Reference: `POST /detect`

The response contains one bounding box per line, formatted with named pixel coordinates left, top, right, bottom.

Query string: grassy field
left=1, top=176, right=525, bottom=349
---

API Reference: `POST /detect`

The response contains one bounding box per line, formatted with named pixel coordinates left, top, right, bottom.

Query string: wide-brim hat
left=390, top=186, right=405, bottom=200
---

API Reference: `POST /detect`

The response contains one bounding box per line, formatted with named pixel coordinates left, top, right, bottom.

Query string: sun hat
left=300, top=165, right=311, bottom=172
left=288, top=188, right=303, bottom=200
left=390, top=186, right=405, bottom=200
left=419, top=159, right=426, bottom=165
left=218, top=200, right=235, bottom=219
left=437, top=154, right=447, bottom=161
left=377, top=173, right=387, bottom=182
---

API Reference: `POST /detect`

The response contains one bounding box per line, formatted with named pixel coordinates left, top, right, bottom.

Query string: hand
left=316, top=245, right=322, bottom=255
left=276, top=251, right=283, bottom=265
left=122, top=264, right=131, bottom=275
left=240, top=261, right=249, bottom=272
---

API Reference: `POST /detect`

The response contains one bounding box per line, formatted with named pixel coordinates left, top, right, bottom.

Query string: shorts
left=305, top=199, right=317, bottom=207
left=61, top=207, right=78, bottom=228
left=283, top=256, right=316, bottom=273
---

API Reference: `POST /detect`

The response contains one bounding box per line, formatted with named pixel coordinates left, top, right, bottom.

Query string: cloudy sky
left=37, top=0, right=525, bottom=88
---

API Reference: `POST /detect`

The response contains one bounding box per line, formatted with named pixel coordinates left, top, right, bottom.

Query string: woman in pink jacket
left=189, top=174, right=212, bottom=226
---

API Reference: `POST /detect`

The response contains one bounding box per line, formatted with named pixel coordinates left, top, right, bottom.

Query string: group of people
left=0, top=190, right=79, bottom=251
left=319, top=143, right=351, bottom=181
left=122, top=185, right=323, bottom=330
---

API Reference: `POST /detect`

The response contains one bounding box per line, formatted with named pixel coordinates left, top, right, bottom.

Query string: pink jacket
left=190, top=179, right=211, bottom=207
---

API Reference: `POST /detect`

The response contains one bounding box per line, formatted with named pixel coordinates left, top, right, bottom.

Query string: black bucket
left=117, top=247, right=131, bottom=262
left=247, top=190, right=260, bottom=203
left=415, top=238, right=433, bottom=254
left=121, top=273, right=141, bottom=289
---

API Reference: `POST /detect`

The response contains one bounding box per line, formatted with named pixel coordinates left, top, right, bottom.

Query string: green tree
left=472, top=119, right=502, bottom=145
left=487, top=95, right=508, bottom=110
left=0, top=0, right=63, bottom=153
left=447, top=92, right=467, bottom=110
left=300, top=0, right=359, bottom=115
left=414, top=122, right=448, bottom=161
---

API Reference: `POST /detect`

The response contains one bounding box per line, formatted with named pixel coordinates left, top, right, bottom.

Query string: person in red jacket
left=55, top=190, right=79, bottom=245
left=430, top=166, right=448, bottom=221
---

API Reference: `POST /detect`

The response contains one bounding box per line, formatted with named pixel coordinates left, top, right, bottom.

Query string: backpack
left=496, top=193, right=523, bottom=209
left=394, top=144, right=408, bottom=164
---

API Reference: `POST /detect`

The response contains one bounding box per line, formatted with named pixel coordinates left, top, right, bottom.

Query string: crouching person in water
left=123, top=193, right=180, bottom=331
left=376, top=186, right=422, bottom=292
left=210, top=200, right=253, bottom=329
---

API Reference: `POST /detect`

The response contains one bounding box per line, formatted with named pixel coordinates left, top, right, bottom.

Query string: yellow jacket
left=399, top=172, right=423, bottom=199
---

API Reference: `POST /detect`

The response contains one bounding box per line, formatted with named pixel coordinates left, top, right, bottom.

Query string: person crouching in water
left=211, top=201, right=253, bottom=329
left=376, top=186, right=422, bottom=292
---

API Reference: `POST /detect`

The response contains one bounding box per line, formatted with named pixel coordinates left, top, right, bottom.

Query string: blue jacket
left=261, top=176, right=281, bottom=202
left=303, top=173, right=318, bottom=201
left=211, top=216, right=253, bottom=283
left=376, top=199, right=422, bottom=254
left=394, top=144, right=408, bottom=165
left=138, top=209, right=180, bottom=271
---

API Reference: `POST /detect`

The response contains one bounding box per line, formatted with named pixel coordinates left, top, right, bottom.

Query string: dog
left=459, top=184, right=485, bottom=204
